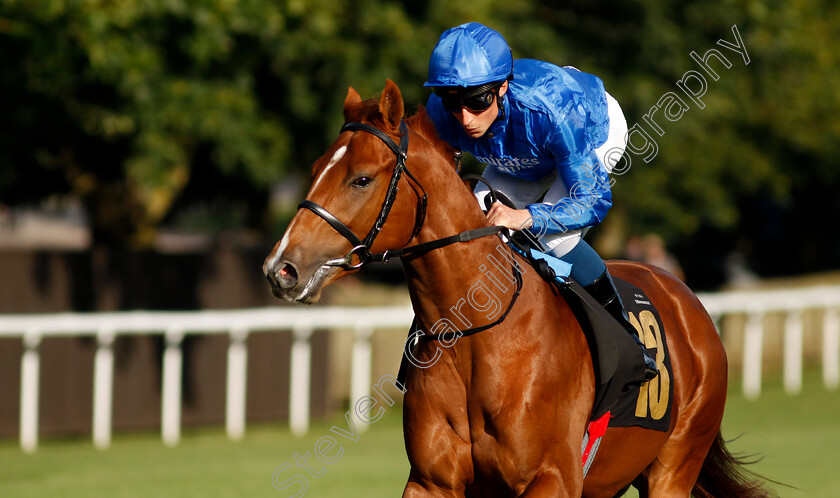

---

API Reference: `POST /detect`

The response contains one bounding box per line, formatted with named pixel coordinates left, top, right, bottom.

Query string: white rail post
left=289, top=324, right=312, bottom=436
left=783, top=307, right=804, bottom=395
left=161, top=327, right=184, bottom=447
left=20, top=329, right=41, bottom=454
left=743, top=310, right=764, bottom=400
left=351, top=324, right=374, bottom=432
left=92, top=328, right=116, bottom=449
left=824, top=307, right=839, bottom=390
left=226, top=325, right=249, bottom=441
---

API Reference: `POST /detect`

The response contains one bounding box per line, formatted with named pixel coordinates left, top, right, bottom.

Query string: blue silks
left=427, top=60, right=613, bottom=234
left=425, top=22, right=513, bottom=87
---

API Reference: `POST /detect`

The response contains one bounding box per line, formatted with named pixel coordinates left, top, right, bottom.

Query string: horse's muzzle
left=264, top=259, right=299, bottom=298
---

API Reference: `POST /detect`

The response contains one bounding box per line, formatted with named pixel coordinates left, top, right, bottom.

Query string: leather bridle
left=298, top=119, right=524, bottom=341
left=298, top=120, right=428, bottom=269
left=300, top=120, right=509, bottom=269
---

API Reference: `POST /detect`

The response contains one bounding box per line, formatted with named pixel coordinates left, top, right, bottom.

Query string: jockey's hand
left=486, top=201, right=533, bottom=231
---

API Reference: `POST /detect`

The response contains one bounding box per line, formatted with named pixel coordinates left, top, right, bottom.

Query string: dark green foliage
left=1, top=0, right=837, bottom=267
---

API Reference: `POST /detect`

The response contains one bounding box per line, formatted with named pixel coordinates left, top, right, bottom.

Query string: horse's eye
left=352, top=176, right=372, bottom=188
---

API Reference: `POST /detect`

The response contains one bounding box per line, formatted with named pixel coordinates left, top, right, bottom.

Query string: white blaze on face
left=311, top=145, right=347, bottom=193
left=265, top=145, right=348, bottom=279
left=265, top=216, right=298, bottom=273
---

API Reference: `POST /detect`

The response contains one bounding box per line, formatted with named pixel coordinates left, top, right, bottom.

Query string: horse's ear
left=379, top=79, right=404, bottom=131
left=345, top=87, right=362, bottom=106
left=343, top=87, right=362, bottom=121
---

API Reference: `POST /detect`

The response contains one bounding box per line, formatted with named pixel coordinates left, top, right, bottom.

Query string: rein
left=298, top=119, right=524, bottom=341
left=417, top=257, right=523, bottom=343
left=299, top=120, right=507, bottom=268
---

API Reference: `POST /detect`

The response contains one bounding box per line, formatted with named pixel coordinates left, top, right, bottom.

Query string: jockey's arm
left=526, top=155, right=613, bottom=235
left=485, top=202, right=533, bottom=231
left=524, top=107, right=613, bottom=235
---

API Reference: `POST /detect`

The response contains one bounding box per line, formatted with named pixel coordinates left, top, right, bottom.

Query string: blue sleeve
left=526, top=106, right=613, bottom=234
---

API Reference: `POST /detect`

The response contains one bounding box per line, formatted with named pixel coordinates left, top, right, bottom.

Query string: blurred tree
left=497, top=0, right=840, bottom=280
left=0, top=0, right=290, bottom=246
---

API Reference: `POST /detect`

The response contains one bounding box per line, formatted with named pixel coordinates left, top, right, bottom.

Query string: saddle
left=473, top=182, right=673, bottom=429
left=515, top=244, right=674, bottom=475
left=514, top=247, right=672, bottom=420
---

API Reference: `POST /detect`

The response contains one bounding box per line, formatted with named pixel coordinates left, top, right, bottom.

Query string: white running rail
left=1, top=285, right=839, bottom=452
left=698, top=285, right=840, bottom=399
left=0, top=306, right=413, bottom=453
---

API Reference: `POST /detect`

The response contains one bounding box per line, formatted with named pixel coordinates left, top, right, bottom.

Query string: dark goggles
left=435, top=83, right=502, bottom=113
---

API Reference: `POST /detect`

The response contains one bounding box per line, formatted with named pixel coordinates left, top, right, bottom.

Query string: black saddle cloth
left=560, top=277, right=673, bottom=432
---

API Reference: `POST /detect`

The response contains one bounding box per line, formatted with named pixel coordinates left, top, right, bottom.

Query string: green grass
left=1, top=371, right=837, bottom=497
left=720, top=369, right=840, bottom=496
left=0, top=409, right=410, bottom=498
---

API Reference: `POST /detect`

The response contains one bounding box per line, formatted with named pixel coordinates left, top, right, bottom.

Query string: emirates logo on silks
left=474, top=155, right=541, bottom=171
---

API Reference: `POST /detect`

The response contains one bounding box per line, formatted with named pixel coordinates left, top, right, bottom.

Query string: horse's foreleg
left=403, top=482, right=460, bottom=497
left=519, top=468, right=582, bottom=497
left=403, top=469, right=464, bottom=497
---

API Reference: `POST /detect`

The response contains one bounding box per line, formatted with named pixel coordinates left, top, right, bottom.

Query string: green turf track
left=1, top=369, right=837, bottom=497
left=718, top=368, right=840, bottom=497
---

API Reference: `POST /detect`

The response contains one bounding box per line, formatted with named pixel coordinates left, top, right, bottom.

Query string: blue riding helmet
left=425, top=22, right=513, bottom=88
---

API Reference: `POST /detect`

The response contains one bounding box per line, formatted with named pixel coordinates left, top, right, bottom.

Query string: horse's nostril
left=276, top=262, right=299, bottom=289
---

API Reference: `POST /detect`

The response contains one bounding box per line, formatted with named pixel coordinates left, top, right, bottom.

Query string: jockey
left=425, top=22, right=657, bottom=380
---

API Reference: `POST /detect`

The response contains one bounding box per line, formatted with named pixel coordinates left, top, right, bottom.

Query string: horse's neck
left=401, top=162, right=517, bottom=333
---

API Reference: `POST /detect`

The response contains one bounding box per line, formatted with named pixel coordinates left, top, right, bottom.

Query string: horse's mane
left=406, top=105, right=457, bottom=161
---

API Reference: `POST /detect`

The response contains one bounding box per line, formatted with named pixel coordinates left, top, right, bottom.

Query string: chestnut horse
left=264, top=80, right=772, bottom=497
